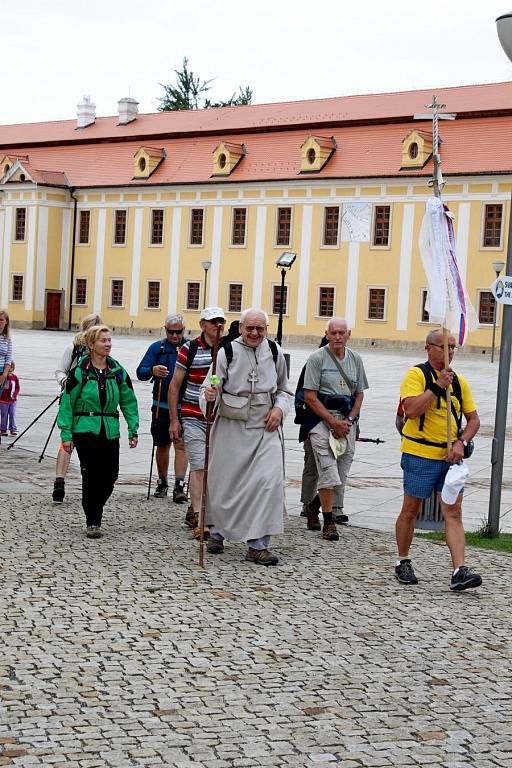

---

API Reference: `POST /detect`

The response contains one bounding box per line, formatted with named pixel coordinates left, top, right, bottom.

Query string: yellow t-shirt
left=400, top=365, right=477, bottom=460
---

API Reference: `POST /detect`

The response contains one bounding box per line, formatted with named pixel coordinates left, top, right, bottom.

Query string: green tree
left=158, top=59, right=252, bottom=111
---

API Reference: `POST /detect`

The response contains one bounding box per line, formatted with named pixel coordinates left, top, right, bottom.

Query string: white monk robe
left=201, top=337, right=292, bottom=542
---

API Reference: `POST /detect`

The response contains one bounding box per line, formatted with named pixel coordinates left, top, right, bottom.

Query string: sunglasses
left=166, top=327, right=185, bottom=335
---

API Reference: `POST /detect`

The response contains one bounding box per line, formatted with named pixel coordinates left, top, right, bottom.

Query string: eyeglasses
left=430, top=343, right=458, bottom=351
left=206, top=318, right=225, bottom=326
left=243, top=326, right=266, bottom=333
left=166, top=328, right=184, bottom=335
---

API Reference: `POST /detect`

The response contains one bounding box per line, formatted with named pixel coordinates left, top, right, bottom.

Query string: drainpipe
left=67, top=188, right=77, bottom=330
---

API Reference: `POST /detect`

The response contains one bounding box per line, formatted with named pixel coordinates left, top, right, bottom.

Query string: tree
left=158, top=59, right=252, bottom=111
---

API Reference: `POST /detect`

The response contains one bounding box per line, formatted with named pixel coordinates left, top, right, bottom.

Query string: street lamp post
left=275, top=252, right=296, bottom=346
left=488, top=13, right=512, bottom=535
left=201, top=260, right=212, bottom=309
left=491, top=260, right=505, bottom=363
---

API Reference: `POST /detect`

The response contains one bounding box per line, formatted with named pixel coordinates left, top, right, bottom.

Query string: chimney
left=76, top=96, right=96, bottom=129
left=118, top=97, right=139, bottom=125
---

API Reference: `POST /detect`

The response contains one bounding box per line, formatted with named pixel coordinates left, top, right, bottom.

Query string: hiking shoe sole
left=450, top=574, right=482, bottom=591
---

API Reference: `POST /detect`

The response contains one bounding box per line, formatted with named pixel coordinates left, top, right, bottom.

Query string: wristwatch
left=347, top=415, right=358, bottom=424
left=458, top=438, right=468, bottom=448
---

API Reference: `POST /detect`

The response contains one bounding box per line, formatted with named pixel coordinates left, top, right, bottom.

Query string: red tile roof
left=1, top=83, right=512, bottom=187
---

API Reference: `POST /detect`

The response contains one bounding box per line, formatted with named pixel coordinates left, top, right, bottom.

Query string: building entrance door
left=45, top=291, right=62, bottom=329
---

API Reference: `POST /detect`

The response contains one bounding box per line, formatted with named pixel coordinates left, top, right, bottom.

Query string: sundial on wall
left=341, top=203, right=372, bottom=242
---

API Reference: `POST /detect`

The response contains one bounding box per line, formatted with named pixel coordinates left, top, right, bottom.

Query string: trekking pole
left=198, top=326, right=222, bottom=567
left=38, top=413, right=58, bottom=462
left=7, top=393, right=60, bottom=450
left=147, top=380, right=163, bottom=500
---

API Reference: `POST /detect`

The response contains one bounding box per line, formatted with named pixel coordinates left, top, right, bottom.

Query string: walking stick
left=7, top=393, right=60, bottom=450
left=147, top=380, right=163, bottom=500
left=198, top=326, right=222, bottom=567
left=38, top=413, right=58, bottom=462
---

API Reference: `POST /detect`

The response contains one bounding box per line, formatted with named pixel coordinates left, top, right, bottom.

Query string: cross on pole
left=414, top=95, right=456, bottom=199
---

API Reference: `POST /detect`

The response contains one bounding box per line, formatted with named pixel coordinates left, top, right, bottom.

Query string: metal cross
left=414, top=95, right=456, bottom=199
left=247, top=369, right=258, bottom=394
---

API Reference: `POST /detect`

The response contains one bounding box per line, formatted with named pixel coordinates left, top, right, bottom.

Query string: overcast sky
left=3, top=0, right=512, bottom=125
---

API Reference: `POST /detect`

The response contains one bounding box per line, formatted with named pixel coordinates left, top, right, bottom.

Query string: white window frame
left=189, top=208, right=205, bottom=247
left=274, top=206, right=293, bottom=248
left=480, top=202, right=505, bottom=251
left=185, top=280, right=201, bottom=311
left=370, top=203, right=392, bottom=250
left=109, top=278, right=125, bottom=308
left=112, top=209, right=128, bottom=247
left=13, top=207, right=27, bottom=243
left=73, top=277, right=88, bottom=306
left=366, top=285, right=388, bottom=322
left=320, top=206, right=340, bottom=249
left=476, top=288, right=498, bottom=327
left=77, top=209, right=91, bottom=246
left=149, top=208, right=165, bottom=247
left=145, top=279, right=161, bottom=310
left=316, top=285, right=336, bottom=318
left=230, top=207, right=248, bottom=248
left=270, top=282, right=289, bottom=316
left=10, top=273, right=24, bottom=302
left=227, top=282, right=244, bottom=313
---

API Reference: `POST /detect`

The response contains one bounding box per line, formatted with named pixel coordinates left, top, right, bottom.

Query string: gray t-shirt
left=303, top=345, right=369, bottom=398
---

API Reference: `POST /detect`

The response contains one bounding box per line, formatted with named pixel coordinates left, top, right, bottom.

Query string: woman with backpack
left=52, top=313, right=101, bottom=503
left=57, top=325, right=139, bottom=539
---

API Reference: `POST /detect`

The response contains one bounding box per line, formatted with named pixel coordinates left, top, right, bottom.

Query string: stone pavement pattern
left=1, top=485, right=512, bottom=768
left=1, top=330, right=512, bottom=767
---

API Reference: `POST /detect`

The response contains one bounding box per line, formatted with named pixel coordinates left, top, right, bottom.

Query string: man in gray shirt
left=303, top=317, right=368, bottom=541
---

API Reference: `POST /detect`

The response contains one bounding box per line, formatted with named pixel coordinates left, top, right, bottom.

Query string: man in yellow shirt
left=394, top=329, right=481, bottom=591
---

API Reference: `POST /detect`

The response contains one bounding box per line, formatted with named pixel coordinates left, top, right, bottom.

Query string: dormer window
left=300, top=136, right=336, bottom=173
left=133, top=147, right=165, bottom=179
left=401, top=130, right=432, bottom=169
left=212, top=142, right=245, bottom=176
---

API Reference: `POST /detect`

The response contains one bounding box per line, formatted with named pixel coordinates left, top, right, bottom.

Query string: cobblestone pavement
left=1, top=464, right=511, bottom=767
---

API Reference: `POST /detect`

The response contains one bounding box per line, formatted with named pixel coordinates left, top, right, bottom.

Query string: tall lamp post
left=488, top=14, right=512, bottom=534
left=275, top=251, right=296, bottom=346
left=201, top=260, right=212, bottom=309
left=491, top=260, right=505, bottom=363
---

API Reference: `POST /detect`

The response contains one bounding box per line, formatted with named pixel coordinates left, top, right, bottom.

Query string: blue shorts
left=401, top=453, right=450, bottom=499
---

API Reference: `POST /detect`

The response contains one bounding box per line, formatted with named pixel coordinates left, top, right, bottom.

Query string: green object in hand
left=210, top=374, right=220, bottom=386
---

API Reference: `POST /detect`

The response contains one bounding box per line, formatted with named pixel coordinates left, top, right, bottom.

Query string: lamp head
left=497, top=13, right=512, bottom=62
left=492, top=260, right=506, bottom=275
left=201, top=260, right=212, bottom=272
left=276, top=251, right=297, bottom=268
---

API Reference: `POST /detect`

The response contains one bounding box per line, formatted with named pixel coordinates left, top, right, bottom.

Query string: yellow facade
left=0, top=177, right=509, bottom=351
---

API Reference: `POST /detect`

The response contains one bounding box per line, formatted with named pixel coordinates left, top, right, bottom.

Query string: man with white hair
left=136, top=315, right=188, bottom=501
left=303, top=317, right=368, bottom=541
left=202, top=309, right=292, bottom=565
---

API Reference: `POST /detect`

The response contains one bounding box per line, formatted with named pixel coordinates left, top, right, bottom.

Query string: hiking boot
left=172, top=483, right=188, bottom=503
left=245, top=547, right=279, bottom=566
left=192, top=526, right=210, bottom=541
left=52, top=478, right=65, bottom=504
left=207, top=537, right=224, bottom=554
left=85, top=526, right=102, bottom=539
left=302, top=494, right=321, bottom=518
left=185, top=505, right=198, bottom=529
left=334, top=508, right=349, bottom=525
left=322, top=522, right=339, bottom=541
left=450, top=565, right=482, bottom=592
left=307, top=510, right=321, bottom=531
left=153, top=479, right=168, bottom=498
left=395, top=558, right=418, bottom=585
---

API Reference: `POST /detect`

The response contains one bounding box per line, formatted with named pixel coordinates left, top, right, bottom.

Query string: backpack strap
left=224, top=338, right=279, bottom=371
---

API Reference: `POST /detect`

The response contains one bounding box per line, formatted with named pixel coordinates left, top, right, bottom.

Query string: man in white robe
left=202, top=309, right=292, bottom=566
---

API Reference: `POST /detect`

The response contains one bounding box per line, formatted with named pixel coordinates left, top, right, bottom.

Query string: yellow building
left=0, top=86, right=511, bottom=350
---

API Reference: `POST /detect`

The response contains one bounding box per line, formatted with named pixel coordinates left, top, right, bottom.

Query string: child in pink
left=0, top=363, right=20, bottom=436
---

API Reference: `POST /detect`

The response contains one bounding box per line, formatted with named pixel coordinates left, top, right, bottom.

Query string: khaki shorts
left=182, top=418, right=207, bottom=471
left=309, top=419, right=356, bottom=490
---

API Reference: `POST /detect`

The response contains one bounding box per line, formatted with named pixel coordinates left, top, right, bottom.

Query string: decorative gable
left=212, top=142, right=246, bottom=176
left=1, top=159, right=35, bottom=184
left=0, top=155, right=29, bottom=181
left=133, top=146, right=166, bottom=179
left=401, top=129, right=433, bottom=169
left=299, top=136, right=336, bottom=173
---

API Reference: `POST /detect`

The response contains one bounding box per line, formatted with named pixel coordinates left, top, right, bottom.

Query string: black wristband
left=427, top=381, right=445, bottom=398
